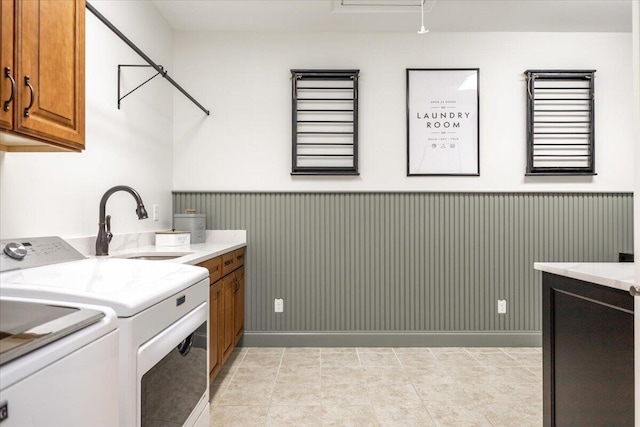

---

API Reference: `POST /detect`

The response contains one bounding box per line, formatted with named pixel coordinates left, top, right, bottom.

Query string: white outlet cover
left=497, top=299, right=507, bottom=314
left=275, top=298, right=284, bottom=313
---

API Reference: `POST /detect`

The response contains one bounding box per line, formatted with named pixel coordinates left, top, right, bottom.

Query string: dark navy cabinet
left=542, top=272, right=633, bottom=426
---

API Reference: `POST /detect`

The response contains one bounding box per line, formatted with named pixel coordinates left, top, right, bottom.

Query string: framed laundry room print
left=406, top=68, right=480, bottom=176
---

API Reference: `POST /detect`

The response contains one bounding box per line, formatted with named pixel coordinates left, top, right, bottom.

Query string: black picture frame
left=406, top=68, right=480, bottom=176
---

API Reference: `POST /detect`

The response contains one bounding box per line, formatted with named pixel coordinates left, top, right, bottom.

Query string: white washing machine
left=0, top=296, right=119, bottom=427
left=0, top=236, right=210, bottom=427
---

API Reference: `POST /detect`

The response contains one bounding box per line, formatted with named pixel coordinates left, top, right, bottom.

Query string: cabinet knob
left=629, top=286, right=640, bottom=297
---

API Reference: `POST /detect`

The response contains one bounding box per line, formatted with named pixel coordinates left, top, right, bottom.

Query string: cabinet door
left=14, top=0, right=84, bottom=150
left=221, top=273, right=235, bottom=362
left=234, top=267, right=245, bottom=344
left=543, top=273, right=633, bottom=426
left=0, top=0, right=14, bottom=131
left=209, top=282, right=222, bottom=382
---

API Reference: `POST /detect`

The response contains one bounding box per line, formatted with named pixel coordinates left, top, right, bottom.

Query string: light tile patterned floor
left=209, top=347, right=542, bottom=427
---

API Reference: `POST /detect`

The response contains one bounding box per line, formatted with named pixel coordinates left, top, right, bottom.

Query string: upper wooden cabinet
left=0, top=0, right=85, bottom=152
left=0, top=0, right=14, bottom=131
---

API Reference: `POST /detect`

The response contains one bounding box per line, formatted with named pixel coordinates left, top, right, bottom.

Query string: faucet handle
left=106, top=215, right=113, bottom=243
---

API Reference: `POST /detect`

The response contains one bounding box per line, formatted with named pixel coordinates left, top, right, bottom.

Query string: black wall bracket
left=118, top=64, right=163, bottom=110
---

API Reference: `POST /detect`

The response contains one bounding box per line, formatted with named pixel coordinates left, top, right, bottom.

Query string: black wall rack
left=291, top=69, right=359, bottom=175
left=525, top=70, right=595, bottom=175
left=86, top=1, right=210, bottom=116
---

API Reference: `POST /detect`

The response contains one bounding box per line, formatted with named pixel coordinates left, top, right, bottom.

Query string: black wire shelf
left=525, top=69, right=596, bottom=176
left=291, top=69, right=359, bottom=175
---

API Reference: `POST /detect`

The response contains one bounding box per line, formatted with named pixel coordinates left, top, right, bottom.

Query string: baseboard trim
left=240, top=331, right=542, bottom=347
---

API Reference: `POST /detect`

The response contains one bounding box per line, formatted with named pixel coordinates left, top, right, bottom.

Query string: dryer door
left=137, top=303, right=208, bottom=427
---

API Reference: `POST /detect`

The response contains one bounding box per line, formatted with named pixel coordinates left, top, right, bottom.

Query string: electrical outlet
left=498, top=299, right=507, bottom=314
left=274, top=298, right=284, bottom=313
left=152, top=204, right=159, bottom=221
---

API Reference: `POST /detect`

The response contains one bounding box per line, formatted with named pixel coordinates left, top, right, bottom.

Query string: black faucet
left=95, top=185, right=148, bottom=256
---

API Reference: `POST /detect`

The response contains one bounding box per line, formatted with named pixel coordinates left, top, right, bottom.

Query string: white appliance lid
left=0, top=299, right=105, bottom=366
left=0, top=296, right=118, bottom=390
left=0, top=258, right=208, bottom=317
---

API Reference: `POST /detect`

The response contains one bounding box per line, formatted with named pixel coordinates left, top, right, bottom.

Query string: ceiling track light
left=417, top=0, right=436, bottom=34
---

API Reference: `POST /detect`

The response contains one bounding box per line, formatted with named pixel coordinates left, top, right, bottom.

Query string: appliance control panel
left=0, top=236, right=86, bottom=272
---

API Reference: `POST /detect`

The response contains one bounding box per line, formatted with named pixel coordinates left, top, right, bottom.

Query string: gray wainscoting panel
left=173, top=192, right=633, bottom=346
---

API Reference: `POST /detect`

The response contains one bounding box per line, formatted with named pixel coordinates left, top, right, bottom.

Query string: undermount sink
left=123, top=255, right=184, bottom=260
left=112, top=252, right=193, bottom=261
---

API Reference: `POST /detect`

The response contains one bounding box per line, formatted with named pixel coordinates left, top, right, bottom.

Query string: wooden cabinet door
left=0, top=0, right=14, bottom=131
left=14, top=0, right=84, bottom=150
left=209, top=282, right=222, bottom=382
left=221, top=273, right=235, bottom=362
left=234, top=266, right=245, bottom=344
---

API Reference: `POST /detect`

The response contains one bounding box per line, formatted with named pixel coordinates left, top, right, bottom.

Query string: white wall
left=0, top=1, right=174, bottom=240
left=173, top=31, right=633, bottom=192
left=632, top=3, right=640, bottom=423
left=0, top=19, right=633, bottom=241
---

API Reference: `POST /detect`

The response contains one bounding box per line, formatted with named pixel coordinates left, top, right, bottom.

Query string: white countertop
left=64, top=229, right=246, bottom=265
left=107, top=231, right=247, bottom=266
left=534, top=262, right=635, bottom=292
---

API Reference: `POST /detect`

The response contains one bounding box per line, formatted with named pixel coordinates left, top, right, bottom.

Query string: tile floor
left=209, top=347, right=542, bottom=427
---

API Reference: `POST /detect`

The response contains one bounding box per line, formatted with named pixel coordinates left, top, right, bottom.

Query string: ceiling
left=151, top=0, right=631, bottom=33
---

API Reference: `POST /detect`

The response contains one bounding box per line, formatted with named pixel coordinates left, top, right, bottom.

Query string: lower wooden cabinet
left=221, top=272, right=236, bottom=363
left=234, top=267, right=245, bottom=344
left=209, top=281, right=222, bottom=379
left=199, top=247, right=246, bottom=383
